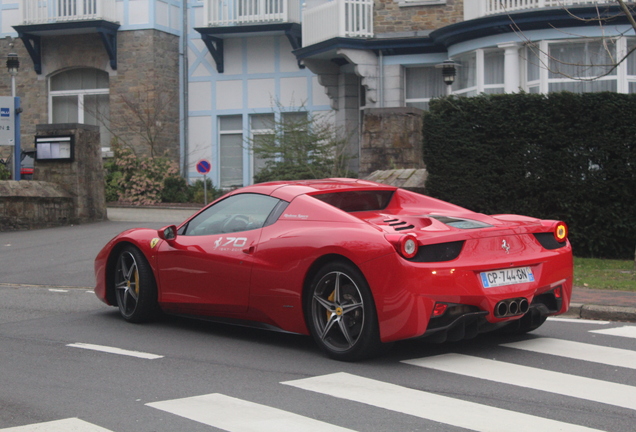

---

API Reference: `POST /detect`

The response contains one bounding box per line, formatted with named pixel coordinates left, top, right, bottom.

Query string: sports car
left=94, top=178, right=573, bottom=361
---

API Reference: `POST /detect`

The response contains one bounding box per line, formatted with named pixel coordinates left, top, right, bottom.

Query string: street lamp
left=6, top=52, right=19, bottom=97
left=436, top=59, right=459, bottom=86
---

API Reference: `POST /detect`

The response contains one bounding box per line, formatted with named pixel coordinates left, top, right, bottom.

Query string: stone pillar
left=34, top=123, right=106, bottom=223
left=359, top=107, right=425, bottom=178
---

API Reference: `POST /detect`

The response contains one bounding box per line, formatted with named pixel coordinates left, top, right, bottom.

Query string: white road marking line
left=501, top=338, right=636, bottom=369
left=67, top=343, right=163, bottom=360
left=548, top=317, right=610, bottom=324
left=282, top=372, right=605, bottom=432
left=590, top=326, right=636, bottom=339
left=147, top=393, right=356, bottom=432
left=0, top=418, right=113, bottom=431
left=48, top=289, right=68, bottom=293
left=402, top=353, right=636, bottom=411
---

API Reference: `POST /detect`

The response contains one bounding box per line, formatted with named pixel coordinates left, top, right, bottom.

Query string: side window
left=182, top=193, right=282, bottom=236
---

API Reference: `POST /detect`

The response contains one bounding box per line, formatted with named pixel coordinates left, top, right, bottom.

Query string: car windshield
left=311, top=190, right=394, bottom=213
left=182, top=193, right=282, bottom=236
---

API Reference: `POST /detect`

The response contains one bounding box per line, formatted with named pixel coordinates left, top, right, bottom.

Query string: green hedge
left=422, top=92, right=636, bottom=259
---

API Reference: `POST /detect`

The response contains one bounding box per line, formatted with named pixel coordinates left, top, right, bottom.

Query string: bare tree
left=88, top=82, right=178, bottom=158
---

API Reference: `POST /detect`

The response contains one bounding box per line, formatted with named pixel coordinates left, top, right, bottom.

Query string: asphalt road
left=1, top=220, right=635, bottom=431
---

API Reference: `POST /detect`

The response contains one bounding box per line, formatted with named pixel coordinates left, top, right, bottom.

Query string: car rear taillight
left=400, top=235, right=418, bottom=259
left=554, top=221, right=568, bottom=243
left=385, top=234, right=419, bottom=259
left=433, top=303, right=448, bottom=317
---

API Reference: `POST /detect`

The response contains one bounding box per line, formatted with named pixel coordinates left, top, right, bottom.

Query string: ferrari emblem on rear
left=501, top=239, right=510, bottom=254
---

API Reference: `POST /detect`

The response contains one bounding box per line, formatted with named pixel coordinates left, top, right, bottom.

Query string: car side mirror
left=158, top=225, right=177, bottom=241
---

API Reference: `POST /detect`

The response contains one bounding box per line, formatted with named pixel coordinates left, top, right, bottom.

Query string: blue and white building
left=1, top=0, right=634, bottom=186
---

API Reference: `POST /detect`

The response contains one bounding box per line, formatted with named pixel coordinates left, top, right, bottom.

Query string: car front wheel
left=306, top=262, right=381, bottom=361
left=114, top=245, right=158, bottom=323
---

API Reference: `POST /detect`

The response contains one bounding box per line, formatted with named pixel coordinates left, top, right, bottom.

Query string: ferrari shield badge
left=150, top=238, right=160, bottom=249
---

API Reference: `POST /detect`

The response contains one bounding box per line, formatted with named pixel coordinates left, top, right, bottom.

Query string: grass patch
left=574, top=257, right=636, bottom=291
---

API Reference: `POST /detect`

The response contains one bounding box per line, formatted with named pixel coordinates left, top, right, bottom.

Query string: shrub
left=108, top=144, right=186, bottom=205
left=190, top=178, right=222, bottom=204
left=422, top=92, right=636, bottom=259
left=0, top=162, right=10, bottom=180
left=247, top=106, right=353, bottom=183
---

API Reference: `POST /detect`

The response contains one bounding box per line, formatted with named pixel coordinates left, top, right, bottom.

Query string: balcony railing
left=481, top=0, right=616, bottom=17
left=302, top=0, right=373, bottom=47
left=20, top=0, right=117, bottom=25
left=203, top=0, right=301, bottom=26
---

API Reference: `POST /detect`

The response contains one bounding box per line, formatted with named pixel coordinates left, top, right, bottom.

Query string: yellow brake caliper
left=326, top=291, right=335, bottom=321
left=134, top=269, right=140, bottom=296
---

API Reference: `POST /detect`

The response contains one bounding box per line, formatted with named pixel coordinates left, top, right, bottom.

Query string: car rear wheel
left=306, top=262, right=381, bottom=361
left=114, top=245, right=158, bottom=323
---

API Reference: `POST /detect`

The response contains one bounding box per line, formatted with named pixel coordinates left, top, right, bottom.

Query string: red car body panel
left=95, top=179, right=573, bottom=344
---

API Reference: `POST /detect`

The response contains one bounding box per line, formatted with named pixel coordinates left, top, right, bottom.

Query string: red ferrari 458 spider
left=95, top=178, right=572, bottom=361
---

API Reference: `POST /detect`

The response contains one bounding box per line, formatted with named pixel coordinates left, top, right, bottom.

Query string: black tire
left=113, top=245, right=158, bottom=323
left=305, top=262, right=382, bottom=361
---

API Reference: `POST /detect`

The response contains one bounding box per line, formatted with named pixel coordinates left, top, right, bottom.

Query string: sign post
left=196, top=159, right=212, bottom=205
left=0, top=96, right=19, bottom=180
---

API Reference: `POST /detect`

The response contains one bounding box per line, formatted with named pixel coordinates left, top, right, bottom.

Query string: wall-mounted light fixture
left=436, top=60, right=459, bottom=86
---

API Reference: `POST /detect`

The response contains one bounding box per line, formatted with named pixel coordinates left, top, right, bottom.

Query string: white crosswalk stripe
left=501, top=337, right=636, bottom=369
left=147, top=393, right=356, bottom=432
left=402, top=353, right=636, bottom=411
left=7, top=330, right=636, bottom=432
left=589, top=326, right=636, bottom=339
left=0, top=418, right=113, bottom=432
left=282, top=372, right=606, bottom=432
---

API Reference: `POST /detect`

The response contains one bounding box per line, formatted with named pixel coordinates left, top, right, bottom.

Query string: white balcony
left=467, top=0, right=618, bottom=20
left=203, top=0, right=301, bottom=26
left=20, top=0, right=117, bottom=25
left=302, top=0, right=373, bottom=47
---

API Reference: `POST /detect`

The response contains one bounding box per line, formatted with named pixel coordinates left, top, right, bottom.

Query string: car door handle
left=242, top=246, right=255, bottom=254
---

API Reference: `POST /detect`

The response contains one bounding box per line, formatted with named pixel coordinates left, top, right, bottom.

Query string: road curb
left=564, top=302, right=636, bottom=322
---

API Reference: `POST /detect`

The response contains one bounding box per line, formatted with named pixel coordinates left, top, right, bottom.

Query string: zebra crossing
left=3, top=323, right=635, bottom=432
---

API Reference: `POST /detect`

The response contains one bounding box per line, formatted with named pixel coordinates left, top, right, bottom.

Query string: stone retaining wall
left=0, top=181, right=74, bottom=231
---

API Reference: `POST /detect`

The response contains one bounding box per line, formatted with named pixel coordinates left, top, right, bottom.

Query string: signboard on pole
left=196, top=159, right=212, bottom=204
left=0, top=96, right=15, bottom=146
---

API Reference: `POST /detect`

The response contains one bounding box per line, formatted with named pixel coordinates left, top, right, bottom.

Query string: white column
left=499, top=42, right=521, bottom=93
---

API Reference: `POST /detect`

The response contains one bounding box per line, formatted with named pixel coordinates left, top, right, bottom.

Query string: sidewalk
left=106, top=206, right=636, bottom=323
left=569, top=287, right=636, bottom=322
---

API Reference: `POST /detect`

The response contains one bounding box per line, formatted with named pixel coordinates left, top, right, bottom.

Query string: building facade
left=0, top=0, right=633, bottom=186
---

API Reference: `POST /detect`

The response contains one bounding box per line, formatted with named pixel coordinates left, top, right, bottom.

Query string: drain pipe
left=181, top=0, right=189, bottom=180
left=379, top=50, right=384, bottom=108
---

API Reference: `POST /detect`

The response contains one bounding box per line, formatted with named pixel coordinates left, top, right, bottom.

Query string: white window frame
left=249, top=113, right=275, bottom=182
left=48, top=89, right=110, bottom=123
left=524, top=38, right=631, bottom=94
left=404, top=65, right=450, bottom=110
left=218, top=115, right=244, bottom=189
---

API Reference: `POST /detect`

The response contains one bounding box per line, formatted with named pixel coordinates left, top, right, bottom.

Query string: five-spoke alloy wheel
left=306, top=262, right=381, bottom=361
left=114, top=245, right=158, bottom=323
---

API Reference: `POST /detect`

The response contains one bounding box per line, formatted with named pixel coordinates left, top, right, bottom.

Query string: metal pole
left=203, top=173, right=208, bottom=205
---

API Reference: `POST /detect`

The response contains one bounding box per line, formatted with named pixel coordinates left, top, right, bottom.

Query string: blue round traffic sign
left=196, top=159, right=211, bottom=175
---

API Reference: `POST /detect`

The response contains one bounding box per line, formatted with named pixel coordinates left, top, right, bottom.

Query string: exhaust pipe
left=496, top=301, right=509, bottom=317
left=508, top=300, right=519, bottom=315
left=495, top=298, right=528, bottom=317
left=519, top=298, right=529, bottom=314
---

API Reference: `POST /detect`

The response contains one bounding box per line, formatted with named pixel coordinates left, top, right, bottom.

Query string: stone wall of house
left=359, top=107, right=425, bottom=178
left=111, top=30, right=180, bottom=158
left=0, top=29, right=180, bottom=160
left=374, top=0, right=464, bottom=34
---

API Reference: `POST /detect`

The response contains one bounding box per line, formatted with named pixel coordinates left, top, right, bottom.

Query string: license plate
left=480, top=267, right=534, bottom=288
